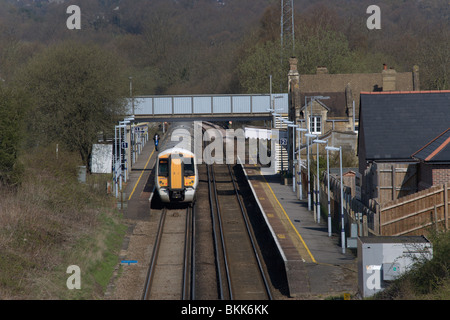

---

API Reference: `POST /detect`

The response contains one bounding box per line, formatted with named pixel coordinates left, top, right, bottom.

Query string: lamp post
left=326, top=146, right=331, bottom=237
left=296, top=127, right=307, bottom=200
left=115, top=123, right=128, bottom=198
left=304, top=133, right=317, bottom=211
left=325, top=145, right=345, bottom=253
left=118, top=120, right=131, bottom=184
left=288, top=123, right=298, bottom=193
left=313, top=139, right=327, bottom=223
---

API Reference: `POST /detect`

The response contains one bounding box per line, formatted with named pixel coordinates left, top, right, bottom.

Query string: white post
left=293, top=125, right=296, bottom=193
left=288, top=123, right=298, bottom=193
left=307, top=135, right=311, bottom=210
left=305, top=133, right=317, bottom=211
left=316, top=141, right=320, bottom=223
left=339, top=146, right=345, bottom=254
left=327, top=147, right=331, bottom=237
left=297, top=127, right=307, bottom=200
left=325, top=145, right=343, bottom=247
left=114, top=125, right=118, bottom=198
left=313, top=139, right=327, bottom=224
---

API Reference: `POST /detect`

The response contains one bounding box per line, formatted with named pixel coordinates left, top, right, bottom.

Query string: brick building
left=288, top=58, right=420, bottom=154
left=357, top=91, right=450, bottom=206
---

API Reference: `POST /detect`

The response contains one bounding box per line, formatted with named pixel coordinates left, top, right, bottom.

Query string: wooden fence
left=321, top=169, right=449, bottom=237
left=379, top=183, right=449, bottom=236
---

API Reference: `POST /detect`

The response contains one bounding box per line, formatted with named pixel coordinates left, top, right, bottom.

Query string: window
left=184, top=162, right=195, bottom=176
left=158, top=159, right=169, bottom=176
left=310, top=116, right=322, bottom=134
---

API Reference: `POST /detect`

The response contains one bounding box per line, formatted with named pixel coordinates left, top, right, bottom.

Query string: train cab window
left=183, top=162, right=195, bottom=176
left=158, top=159, right=169, bottom=176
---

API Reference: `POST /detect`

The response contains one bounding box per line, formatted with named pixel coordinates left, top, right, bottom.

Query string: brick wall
left=433, top=164, right=450, bottom=185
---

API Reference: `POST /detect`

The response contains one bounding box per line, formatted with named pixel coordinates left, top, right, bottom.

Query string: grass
left=0, top=146, right=127, bottom=299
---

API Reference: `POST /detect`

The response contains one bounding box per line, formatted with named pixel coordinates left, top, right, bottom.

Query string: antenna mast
left=280, top=0, right=295, bottom=55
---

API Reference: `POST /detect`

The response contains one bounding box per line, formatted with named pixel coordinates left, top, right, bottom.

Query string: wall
left=432, top=164, right=450, bottom=185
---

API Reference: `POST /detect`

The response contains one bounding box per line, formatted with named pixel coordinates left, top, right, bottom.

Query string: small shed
left=357, top=236, right=433, bottom=298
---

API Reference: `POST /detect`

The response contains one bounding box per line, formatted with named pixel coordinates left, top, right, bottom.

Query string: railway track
left=208, top=163, right=272, bottom=300
left=142, top=205, right=195, bottom=300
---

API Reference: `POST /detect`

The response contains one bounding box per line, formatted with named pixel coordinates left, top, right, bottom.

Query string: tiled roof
left=359, top=91, right=450, bottom=161
left=412, top=128, right=450, bottom=162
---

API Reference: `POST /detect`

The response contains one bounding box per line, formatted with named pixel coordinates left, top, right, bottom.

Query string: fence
left=379, top=183, right=449, bottom=236
left=320, top=170, right=450, bottom=237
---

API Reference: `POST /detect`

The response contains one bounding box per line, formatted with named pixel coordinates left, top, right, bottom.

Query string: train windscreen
left=158, top=159, right=169, bottom=176
left=184, top=162, right=195, bottom=176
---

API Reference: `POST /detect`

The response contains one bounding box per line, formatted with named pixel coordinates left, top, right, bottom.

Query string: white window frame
left=310, top=116, right=322, bottom=134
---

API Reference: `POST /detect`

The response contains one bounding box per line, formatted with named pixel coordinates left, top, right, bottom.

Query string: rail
left=207, top=163, right=272, bottom=300
left=142, top=206, right=195, bottom=300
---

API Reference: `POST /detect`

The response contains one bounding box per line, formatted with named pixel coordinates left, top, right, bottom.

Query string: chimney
left=316, top=66, right=328, bottom=74
left=289, top=57, right=298, bottom=73
left=288, top=57, right=300, bottom=90
left=382, top=65, right=396, bottom=91
left=288, top=57, right=300, bottom=122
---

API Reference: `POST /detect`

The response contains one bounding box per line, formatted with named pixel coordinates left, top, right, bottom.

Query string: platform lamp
left=296, top=127, right=307, bottom=200
left=115, top=122, right=129, bottom=198
left=313, top=139, right=327, bottom=224
left=304, top=133, right=317, bottom=211
left=119, top=119, right=133, bottom=183
left=287, top=123, right=298, bottom=193
left=325, top=145, right=345, bottom=254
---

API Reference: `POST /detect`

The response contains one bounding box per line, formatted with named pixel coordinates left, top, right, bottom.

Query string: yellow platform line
left=127, top=148, right=155, bottom=201
left=260, top=173, right=317, bottom=263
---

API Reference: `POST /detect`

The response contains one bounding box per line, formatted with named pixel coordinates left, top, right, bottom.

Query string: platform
left=122, top=138, right=157, bottom=221
left=241, top=163, right=357, bottom=298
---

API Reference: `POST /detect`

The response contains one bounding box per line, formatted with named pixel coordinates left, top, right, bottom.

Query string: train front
left=157, top=150, right=197, bottom=203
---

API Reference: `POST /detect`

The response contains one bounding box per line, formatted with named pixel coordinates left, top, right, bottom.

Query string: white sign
left=91, top=144, right=113, bottom=174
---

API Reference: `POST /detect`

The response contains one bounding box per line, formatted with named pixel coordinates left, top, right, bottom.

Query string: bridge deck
left=128, top=93, right=288, bottom=121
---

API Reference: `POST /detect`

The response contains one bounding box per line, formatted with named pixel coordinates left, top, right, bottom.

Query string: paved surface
left=122, top=140, right=157, bottom=221
left=242, top=164, right=358, bottom=298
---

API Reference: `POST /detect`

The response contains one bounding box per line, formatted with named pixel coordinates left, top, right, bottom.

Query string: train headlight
left=158, top=177, right=168, bottom=187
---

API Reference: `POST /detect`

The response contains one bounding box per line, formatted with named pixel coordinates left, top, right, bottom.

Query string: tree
left=17, top=41, right=128, bottom=171
left=0, top=85, right=26, bottom=186
left=236, top=28, right=356, bottom=93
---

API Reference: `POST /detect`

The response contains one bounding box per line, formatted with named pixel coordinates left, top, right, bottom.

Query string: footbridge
left=128, top=93, right=288, bottom=122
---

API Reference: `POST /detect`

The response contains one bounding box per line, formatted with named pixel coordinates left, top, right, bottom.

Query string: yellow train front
left=155, top=122, right=198, bottom=204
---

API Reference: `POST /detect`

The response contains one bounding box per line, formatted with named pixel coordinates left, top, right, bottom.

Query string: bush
left=375, top=231, right=450, bottom=300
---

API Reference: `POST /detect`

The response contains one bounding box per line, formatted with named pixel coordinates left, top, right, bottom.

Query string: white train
left=155, top=122, right=198, bottom=204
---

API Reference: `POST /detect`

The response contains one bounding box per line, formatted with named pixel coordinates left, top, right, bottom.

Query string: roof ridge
left=361, top=90, right=450, bottom=95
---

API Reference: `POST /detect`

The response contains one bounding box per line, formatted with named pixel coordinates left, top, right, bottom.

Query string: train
left=155, top=121, right=199, bottom=204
